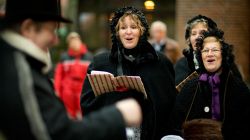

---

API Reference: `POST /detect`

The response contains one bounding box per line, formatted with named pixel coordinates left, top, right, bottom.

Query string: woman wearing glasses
left=174, top=15, right=242, bottom=86
left=168, top=29, right=250, bottom=139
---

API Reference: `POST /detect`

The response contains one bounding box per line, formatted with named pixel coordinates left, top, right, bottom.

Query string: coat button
left=204, top=106, right=210, bottom=112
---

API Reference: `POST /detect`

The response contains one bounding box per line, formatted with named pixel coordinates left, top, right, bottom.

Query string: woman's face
left=189, top=23, right=208, bottom=50
left=201, top=37, right=222, bottom=73
left=118, top=16, right=141, bottom=49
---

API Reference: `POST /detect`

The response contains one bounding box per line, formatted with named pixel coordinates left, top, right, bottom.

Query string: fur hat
left=1, top=0, right=71, bottom=23
left=185, top=15, right=217, bottom=40
left=196, top=29, right=235, bottom=72
left=182, top=119, right=223, bottom=140
left=110, top=6, right=149, bottom=37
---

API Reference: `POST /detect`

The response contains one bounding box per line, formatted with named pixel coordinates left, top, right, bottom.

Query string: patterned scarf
left=199, top=73, right=221, bottom=120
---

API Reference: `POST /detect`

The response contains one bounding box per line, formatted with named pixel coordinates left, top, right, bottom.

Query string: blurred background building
left=0, top=0, right=249, bottom=84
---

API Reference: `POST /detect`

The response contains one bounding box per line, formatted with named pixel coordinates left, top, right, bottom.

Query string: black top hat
left=2, top=0, right=71, bottom=23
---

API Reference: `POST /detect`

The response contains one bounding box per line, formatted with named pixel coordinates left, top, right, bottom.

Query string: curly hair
left=110, top=6, right=149, bottom=39
left=109, top=6, right=150, bottom=61
left=195, top=29, right=235, bottom=73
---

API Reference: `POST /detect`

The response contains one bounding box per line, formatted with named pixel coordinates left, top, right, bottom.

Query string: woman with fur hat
left=81, top=6, right=177, bottom=140
left=174, top=15, right=242, bottom=86
left=169, top=29, right=250, bottom=139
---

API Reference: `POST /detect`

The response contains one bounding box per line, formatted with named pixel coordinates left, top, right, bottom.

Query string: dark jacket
left=174, top=57, right=191, bottom=85
left=170, top=70, right=250, bottom=139
left=81, top=42, right=177, bottom=140
left=0, top=31, right=126, bottom=140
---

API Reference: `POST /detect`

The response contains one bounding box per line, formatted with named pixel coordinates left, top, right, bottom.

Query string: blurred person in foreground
left=149, top=20, right=182, bottom=64
left=54, top=32, right=93, bottom=120
left=81, top=6, right=177, bottom=140
left=174, top=15, right=242, bottom=86
left=0, top=0, right=142, bottom=139
left=164, top=29, right=250, bottom=139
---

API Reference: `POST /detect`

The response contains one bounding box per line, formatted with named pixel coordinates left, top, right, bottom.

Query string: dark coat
left=170, top=70, right=250, bottom=139
left=0, top=31, right=126, bottom=140
left=81, top=45, right=177, bottom=140
left=174, top=57, right=191, bottom=85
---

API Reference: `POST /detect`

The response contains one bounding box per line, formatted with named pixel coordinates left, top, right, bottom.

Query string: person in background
left=54, top=31, right=93, bottom=120
left=169, top=29, right=250, bottom=139
left=0, top=0, right=142, bottom=139
left=174, top=15, right=242, bottom=86
left=81, top=6, right=177, bottom=140
left=149, top=20, right=182, bottom=64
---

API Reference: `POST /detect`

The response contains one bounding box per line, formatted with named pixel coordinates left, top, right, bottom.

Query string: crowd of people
left=0, top=0, right=249, bottom=140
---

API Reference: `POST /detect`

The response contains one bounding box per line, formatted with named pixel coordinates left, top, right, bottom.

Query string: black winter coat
left=170, top=70, right=250, bottom=139
left=0, top=31, right=126, bottom=140
left=81, top=50, right=177, bottom=140
left=174, top=57, right=191, bottom=85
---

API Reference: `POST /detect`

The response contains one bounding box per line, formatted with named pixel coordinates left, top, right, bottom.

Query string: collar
left=0, top=30, right=52, bottom=74
left=199, top=73, right=220, bottom=85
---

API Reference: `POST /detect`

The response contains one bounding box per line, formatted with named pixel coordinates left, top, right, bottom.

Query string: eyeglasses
left=201, top=48, right=221, bottom=54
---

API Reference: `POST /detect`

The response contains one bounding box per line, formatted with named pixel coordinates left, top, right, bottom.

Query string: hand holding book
left=87, top=70, right=147, bottom=99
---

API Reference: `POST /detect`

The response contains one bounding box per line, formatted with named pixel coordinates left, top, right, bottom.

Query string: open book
left=87, top=70, right=147, bottom=99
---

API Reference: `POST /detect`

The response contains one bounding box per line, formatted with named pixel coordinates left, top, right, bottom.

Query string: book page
left=91, top=70, right=113, bottom=75
left=87, top=72, right=115, bottom=96
left=116, top=76, right=147, bottom=99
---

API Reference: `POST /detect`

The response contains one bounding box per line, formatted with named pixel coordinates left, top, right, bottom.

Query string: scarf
left=199, top=73, right=221, bottom=120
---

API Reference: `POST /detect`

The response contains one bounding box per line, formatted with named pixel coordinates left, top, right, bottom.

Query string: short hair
left=150, top=20, right=167, bottom=32
left=66, top=32, right=80, bottom=43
